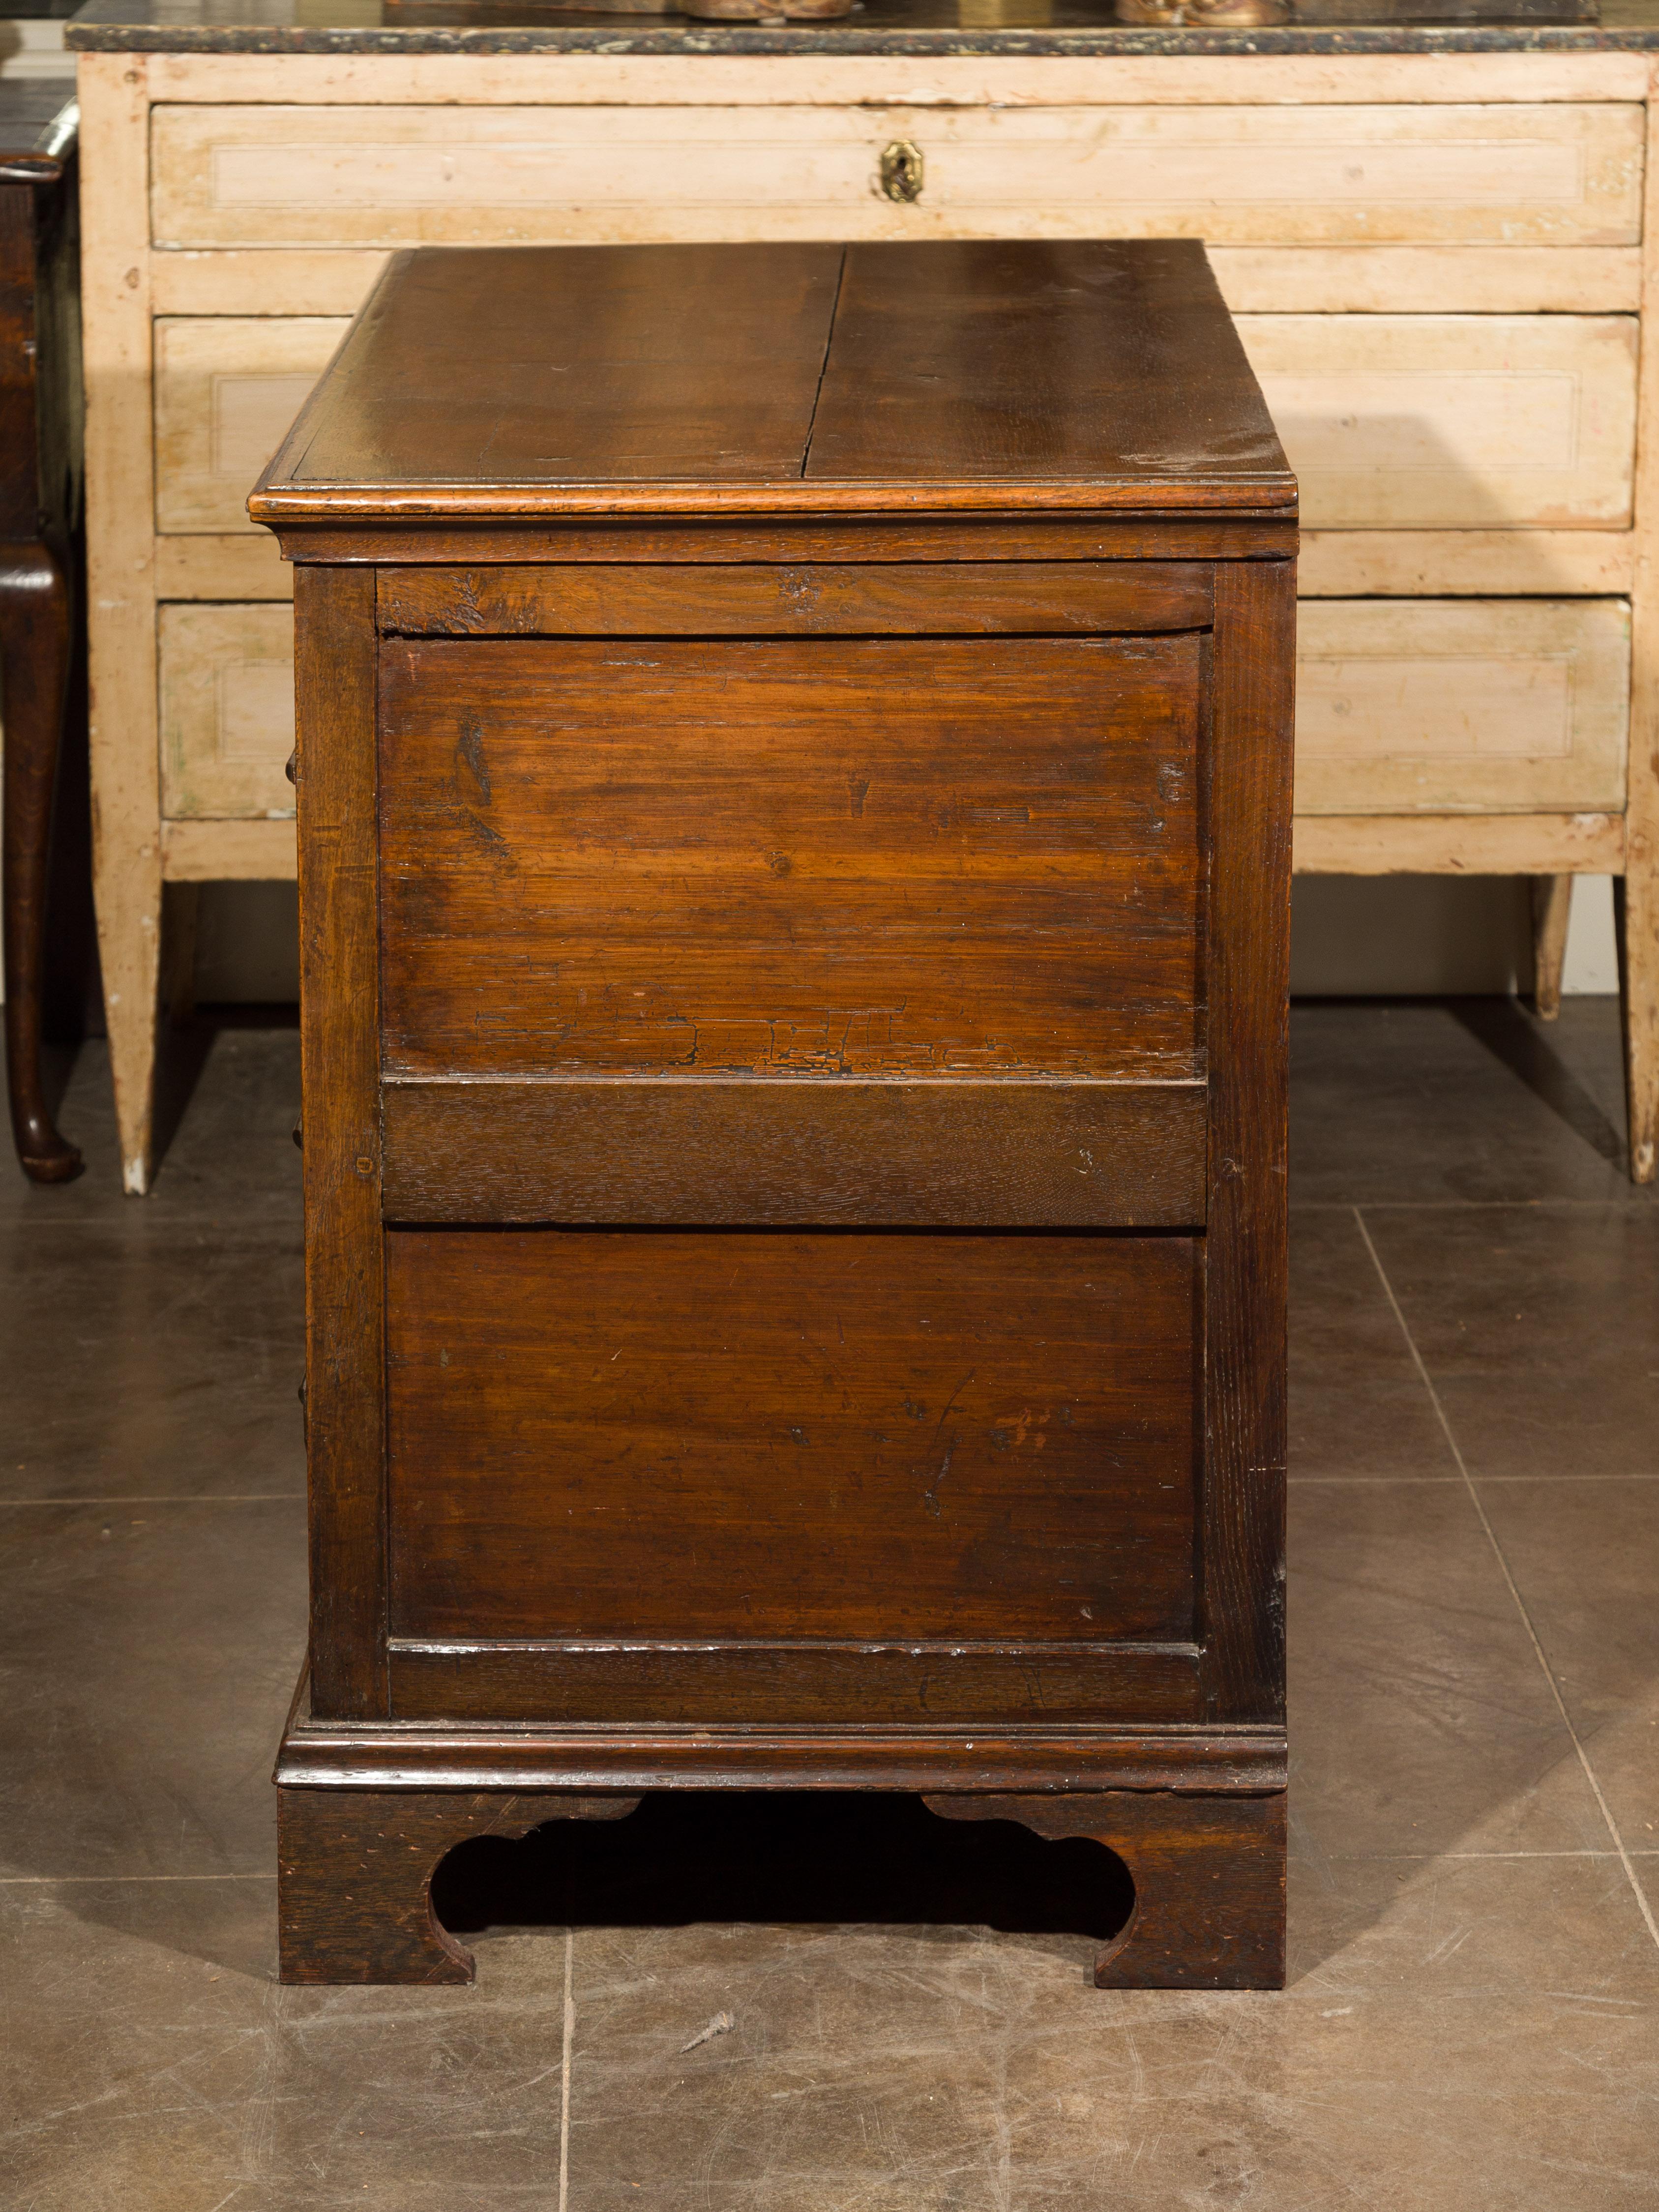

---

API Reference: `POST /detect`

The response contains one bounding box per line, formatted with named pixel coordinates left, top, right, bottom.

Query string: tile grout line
left=558, top=1926, right=574, bottom=2212
left=1352, top=1205, right=1659, bottom=1954
left=1294, top=1198, right=1658, bottom=1211
left=0, top=1496, right=307, bottom=1507
left=0, top=1873, right=278, bottom=1884
left=1289, top=1474, right=1659, bottom=1487
left=14, top=1855, right=1659, bottom=1891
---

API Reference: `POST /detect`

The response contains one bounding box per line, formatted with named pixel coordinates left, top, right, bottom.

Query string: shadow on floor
left=433, top=1792, right=1134, bottom=1949
left=150, top=1003, right=298, bottom=1183
left=148, top=1021, right=219, bottom=1180
left=1447, top=996, right=1626, bottom=1168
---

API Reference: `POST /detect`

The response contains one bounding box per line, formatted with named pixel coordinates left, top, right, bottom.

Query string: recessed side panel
left=377, top=633, right=1204, bottom=1080
left=385, top=1228, right=1200, bottom=1649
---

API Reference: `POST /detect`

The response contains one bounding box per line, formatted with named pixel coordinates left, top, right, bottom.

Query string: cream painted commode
left=68, top=31, right=1659, bottom=1187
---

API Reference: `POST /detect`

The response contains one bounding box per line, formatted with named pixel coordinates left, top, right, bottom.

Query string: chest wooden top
left=250, top=238, right=1294, bottom=525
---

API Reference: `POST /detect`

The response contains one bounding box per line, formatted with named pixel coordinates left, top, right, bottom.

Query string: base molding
left=275, top=1681, right=1286, bottom=1988
left=277, top=1705, right=1286, bottom=1798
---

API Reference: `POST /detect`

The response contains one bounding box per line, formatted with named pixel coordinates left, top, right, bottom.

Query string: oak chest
left=259, top=236, right=1296, bottom=1989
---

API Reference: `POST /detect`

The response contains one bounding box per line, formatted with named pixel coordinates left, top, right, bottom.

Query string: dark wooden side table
left=254, top=238, right=1297, bottom=1990
left=0, top=83, right=80, bottom=1182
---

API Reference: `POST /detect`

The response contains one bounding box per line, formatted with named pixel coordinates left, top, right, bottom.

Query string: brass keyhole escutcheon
left=879, top=141, right=925, bottom=205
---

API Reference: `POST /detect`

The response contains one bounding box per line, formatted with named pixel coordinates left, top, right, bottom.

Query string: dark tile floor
left=3, top=999, right=1657, bottom=2209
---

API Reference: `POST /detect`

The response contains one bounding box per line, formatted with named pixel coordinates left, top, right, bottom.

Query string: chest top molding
left=249, top=237, right=1296, bottom=534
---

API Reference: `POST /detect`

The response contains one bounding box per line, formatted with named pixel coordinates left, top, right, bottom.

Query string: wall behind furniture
left=1290, top=872, right=1619, bottom=996
left=186, top=874, right=1622, bottom=1006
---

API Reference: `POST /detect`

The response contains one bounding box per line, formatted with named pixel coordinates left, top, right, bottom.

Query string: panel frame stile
left=1199, top=557, right=1295, bottom=1723
left=295, top=562, right=388, bottom=1718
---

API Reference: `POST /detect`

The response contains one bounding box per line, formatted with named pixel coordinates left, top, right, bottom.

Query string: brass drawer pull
left=879, top=141, right=924, bottom=204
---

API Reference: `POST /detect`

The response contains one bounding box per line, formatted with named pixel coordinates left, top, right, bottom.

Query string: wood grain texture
left=269, top=515, right=1300, bottom=568
left=805, top=240, right=1288, bottom=498
left=1201, top=560, right=1294, bottom=1723
left=922, top=1789, right=1285, bottom=1988
left=376, top=560, right=1215, bottom=638
left=295, top=563, right=385, bottom=1717
left=384, top=1228, right=1201, bottom=1646
left=251, top=240, right=1293, bottom=521
left=379, top=1076, right=1207, bottom=1228
left=386, top=1641, right=1203, bottom=1725
left=377, top=633, right=1205, bottom=1081
left=267, top=240, right=844, bottom=492
left=278, top=1786, right=642, bottom=1984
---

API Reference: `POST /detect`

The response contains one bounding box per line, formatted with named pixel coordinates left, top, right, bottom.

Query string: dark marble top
left=61, top=0, right=1659, bottom=57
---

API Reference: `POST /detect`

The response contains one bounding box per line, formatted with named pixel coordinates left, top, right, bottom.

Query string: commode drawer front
left=376, top=628, right=1206, bottom=1085
left=150, top=102, right=1642, bottom=249
left=155, top=317, right=350, bottom=533
left=159, top=602, right=295, bottom=820
left=1236, top=314, right=1637, bottom=529
left=1295, top=598, right=1630, bottom=815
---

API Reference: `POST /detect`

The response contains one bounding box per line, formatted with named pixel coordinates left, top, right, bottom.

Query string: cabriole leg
left=0, top=541, right=80, bottom=1183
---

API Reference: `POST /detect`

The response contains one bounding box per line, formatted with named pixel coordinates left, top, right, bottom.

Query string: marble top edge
left=62, top=16, right=1659, bottom=53
left=0, top=85, right=77, bottom=165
